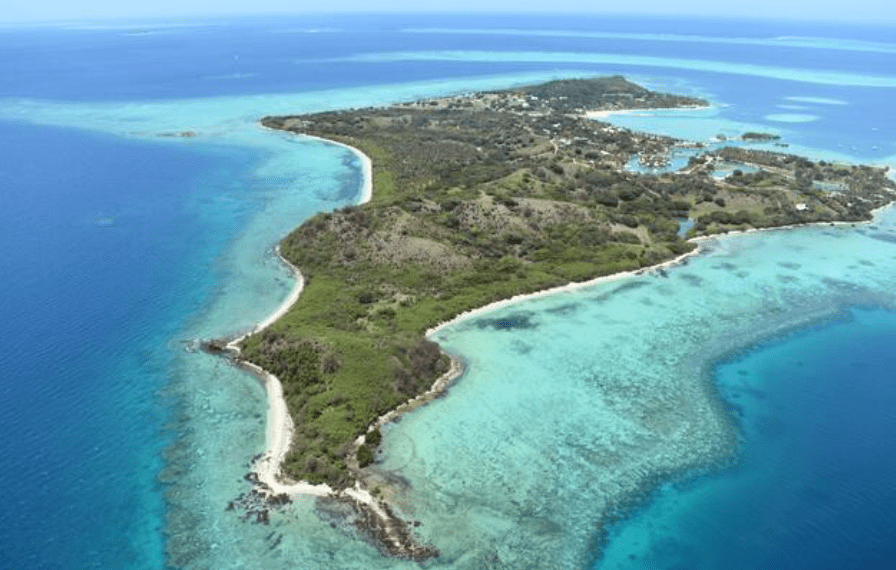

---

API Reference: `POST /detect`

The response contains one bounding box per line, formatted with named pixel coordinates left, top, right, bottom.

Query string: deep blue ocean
left=595, top=308, right=896, bottom=569
left=1, top=14, right=894, bottom=569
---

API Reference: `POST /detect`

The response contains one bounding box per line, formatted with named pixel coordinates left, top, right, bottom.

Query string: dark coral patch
left=476, top=311, right=537, bottom=330
left=546, top=302, right=582, bottom=316
left=677, top=273, right=704, bottom=286
left=867, top=232, right=896, bottom=244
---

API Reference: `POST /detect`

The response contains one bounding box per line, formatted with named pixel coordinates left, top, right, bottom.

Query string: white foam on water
left=765, top=113, right=820, bottom=123
left=331, top=51, right=896, bottom=88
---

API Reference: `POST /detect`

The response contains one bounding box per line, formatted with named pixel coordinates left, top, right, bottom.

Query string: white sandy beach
left=242, top=124, right=890, bottom=502
left=424, top=203, right=895, bottom=339
left=425, top=246, right=703, bottom=338
left=227, top=253, right=336, bottom=497
left=226, top=247, right=304, bottom=352
left=585, top=104, right=712, bottom=120
left=301, top=134, right=374, bottom=205
left=228, top=133, right=371, bottom=499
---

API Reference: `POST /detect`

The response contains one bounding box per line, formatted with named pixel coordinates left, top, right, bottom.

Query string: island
left=213, top=76, right=896, bottom=559
left=739, top=131, right=782, bottom=142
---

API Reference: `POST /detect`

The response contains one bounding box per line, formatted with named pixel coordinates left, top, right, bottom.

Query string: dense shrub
left=243, top=332, right=322, bottom=391
left=615, top=183, right=642, bottom=201
left=366, top=427, right=382, bottom=448
left=356, top=444, right=374, bottom=468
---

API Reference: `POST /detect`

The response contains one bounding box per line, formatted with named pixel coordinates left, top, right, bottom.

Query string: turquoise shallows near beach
left=1, top=15, right=895, bottom=569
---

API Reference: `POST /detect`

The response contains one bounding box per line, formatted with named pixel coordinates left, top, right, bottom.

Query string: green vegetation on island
left=239, top=76, right=896, bottom=489
left=740, top=132, right=782, bottom=141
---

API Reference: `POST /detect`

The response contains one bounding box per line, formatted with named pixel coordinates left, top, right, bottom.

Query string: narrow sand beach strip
left=226, top=246, right=304, bottom=351
left=425, top=200, right=895, bottom=340
left=228, top=253, right=336, bottom=498
left=260, top=122, right=373, bottom=204
left=227, top=133, right=372, bottom=499
left=585, top=104, right=712, bottom=120
left=239, top=127, right=890, bottom=501
left=241, top=359, right=334, bottom=497
left=301, top=134, right=374, bottom=205
left=425, top=246, right=703, bottom=338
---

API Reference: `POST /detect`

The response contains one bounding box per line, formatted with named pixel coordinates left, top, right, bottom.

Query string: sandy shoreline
left=226, top=249, right=336, bottom=497
left=425, top=247, right=703, bottom=338
left=257, top=123, right=373, bottom=204
left=425, top=203, right=895, bottom=338
left=300, top=133, right=374, bottom=205
left=240, top=125, right=891, bottom=502
left=226, top=132, right=372, bottom=499
left=585, top=104, right=712, bottom=120
left=226, top=247, right=304, bottom=352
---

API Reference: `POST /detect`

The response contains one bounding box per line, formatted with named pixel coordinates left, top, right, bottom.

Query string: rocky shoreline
left=201, top=338, right=456, bottom=560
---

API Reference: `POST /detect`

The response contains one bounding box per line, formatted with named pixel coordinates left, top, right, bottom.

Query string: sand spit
left=224, top=130, right=373, bottom=500
left=224, top=250, right=333, bottom=498
left=220, top=135, right=438, bottom=559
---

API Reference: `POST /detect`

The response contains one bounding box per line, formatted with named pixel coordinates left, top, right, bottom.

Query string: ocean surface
left=1, top=14, right=894, bottom=569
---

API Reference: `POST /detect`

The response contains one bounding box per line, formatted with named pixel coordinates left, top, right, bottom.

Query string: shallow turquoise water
left=403, top=214, right=896, bottom=567
left=2, top=16, right=896, bottom=570
left=595, top=307, right=896, bottom=569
